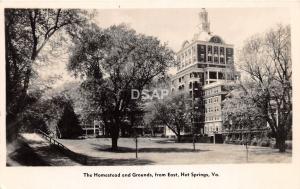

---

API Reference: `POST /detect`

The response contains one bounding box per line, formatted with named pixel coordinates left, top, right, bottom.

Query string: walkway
left=8, top=133, right=81, bottom=166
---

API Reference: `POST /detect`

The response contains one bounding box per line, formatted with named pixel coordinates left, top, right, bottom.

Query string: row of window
left=190, top=72, right=204, bottom=79
left=177, top=73, right=226, bottom=85
left=207, top=46, right=225, bottom=55
left=204, top=125, right=222, bottom=133
left=179, top=55, right=225, bottom=70
left=178, top=56, right=197, bottom=70
left=205, top=106, right=220, bottom=113
left=178, top=46, right=227, bottom=70
left=206, top=55, right=225, bottom=63
left=205, top=116, right=222, bottom=122
left=204, top=96, right=220, bottom=104
left=178, top=76, right=185, bottom=83
left=178, top=46, right=197, bottom=62
left=205, top=87, right=220, bottom=96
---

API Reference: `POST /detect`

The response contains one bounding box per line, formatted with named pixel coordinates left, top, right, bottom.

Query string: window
left=208, top=46, right=212, bottom=54
left=208, top=56, right=212, bottom=62
left=220, top=57, right=224, bottom=63
left=220, top=47, right=224, bottom=55
left=214, top=56, right=219, bottom=63
left=209, top=72, right=217, bottom=79
left=214, top=46, right=219, bottom=55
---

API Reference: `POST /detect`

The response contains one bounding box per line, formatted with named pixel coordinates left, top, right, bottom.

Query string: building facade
left=170, top=9, right=238, bottom=139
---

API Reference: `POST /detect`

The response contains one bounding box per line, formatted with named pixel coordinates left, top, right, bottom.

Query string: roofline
left=177, top=40, right=234, bottom=54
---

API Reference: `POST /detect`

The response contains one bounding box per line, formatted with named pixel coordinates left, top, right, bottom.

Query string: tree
left=222, top=86, right=266, bottom=137
left=5, top=9, right=90, bottom=141
left=152, top=93, right=191, bottom=142
left=238, top=24, right=292, bottom=152
left=68, top=24, right=175, bottom=150
left=57, top=101, right=83, bottom=139
left=18, top=90, right=50, bottom=134
left=142, top=76, right=172, bottom=137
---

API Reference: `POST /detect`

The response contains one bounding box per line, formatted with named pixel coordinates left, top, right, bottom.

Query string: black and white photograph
left=4, top=7, right=293, bottom=166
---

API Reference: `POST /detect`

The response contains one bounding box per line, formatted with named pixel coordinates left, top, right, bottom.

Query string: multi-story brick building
left=170, top=9, right=239, bottom=140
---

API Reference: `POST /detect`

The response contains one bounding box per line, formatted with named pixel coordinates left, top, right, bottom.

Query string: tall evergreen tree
left=57, top=102, right=82, bottom=139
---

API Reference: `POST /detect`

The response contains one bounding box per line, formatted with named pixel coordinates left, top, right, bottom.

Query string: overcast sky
left=96, top=8, right=290, bottom=50
left=40, top=8, right=291, bottom=88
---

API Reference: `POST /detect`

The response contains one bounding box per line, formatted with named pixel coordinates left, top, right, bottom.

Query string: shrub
left=224, top=138, right=229, bottom=144
left=259, top=139, right=271, bottom=147
left=250, top=138, right=258, bottom=146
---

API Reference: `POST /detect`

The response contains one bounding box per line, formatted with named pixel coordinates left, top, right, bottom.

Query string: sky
left=39, top=8, right=291, bottom=88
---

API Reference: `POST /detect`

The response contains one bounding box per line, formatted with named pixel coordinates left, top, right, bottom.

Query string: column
left=207, top=71, right=210, bottom=84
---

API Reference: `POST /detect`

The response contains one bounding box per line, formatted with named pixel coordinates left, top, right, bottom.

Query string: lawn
left=57, top=137, right=292, bottom=165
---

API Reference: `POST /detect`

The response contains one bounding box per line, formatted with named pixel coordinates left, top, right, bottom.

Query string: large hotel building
left=170, top=9, right=239, bottom=139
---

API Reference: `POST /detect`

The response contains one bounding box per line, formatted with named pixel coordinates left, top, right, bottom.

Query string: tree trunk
left=111, top=135, right=118, bottom=151
left=276, top=135, right=286, bottom=153
left=177, top=134, right=181, bottom=143
left=110, top=117, right=121, bottom=151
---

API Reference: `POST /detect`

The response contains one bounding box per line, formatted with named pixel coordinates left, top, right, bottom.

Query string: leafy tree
left=5, top=8, right=90, bottom=141
left=222, top=86, right=266, bottom=136
left=142, top=76, right=172, bottom=136
left=152, top=93, right=191, bottom=142
left=57, top=102, right=83, bottom=139
left=18, top=90, right=50, bottom=134
left=68, top=24, right=175, bottom=150
left=143, top=101, right=161, bottom=137
left=237, top=24, right=292, bottom=152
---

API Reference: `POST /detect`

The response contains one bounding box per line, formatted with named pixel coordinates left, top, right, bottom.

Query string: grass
left=57, top=137, right=292, bottom=165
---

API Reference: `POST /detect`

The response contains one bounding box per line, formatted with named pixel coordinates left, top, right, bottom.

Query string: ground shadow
left=83, top=157, right=155, bottom=166
left=7, top=138, right=50, bottom=166
left=59, top=148, right=155, bottom=166
left=90, top=144, right=210, bottom=153
left=154, top=140, right=176, bottom=144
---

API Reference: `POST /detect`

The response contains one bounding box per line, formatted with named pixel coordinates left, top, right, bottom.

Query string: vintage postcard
left=0, top=0, right=299, bottom=189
